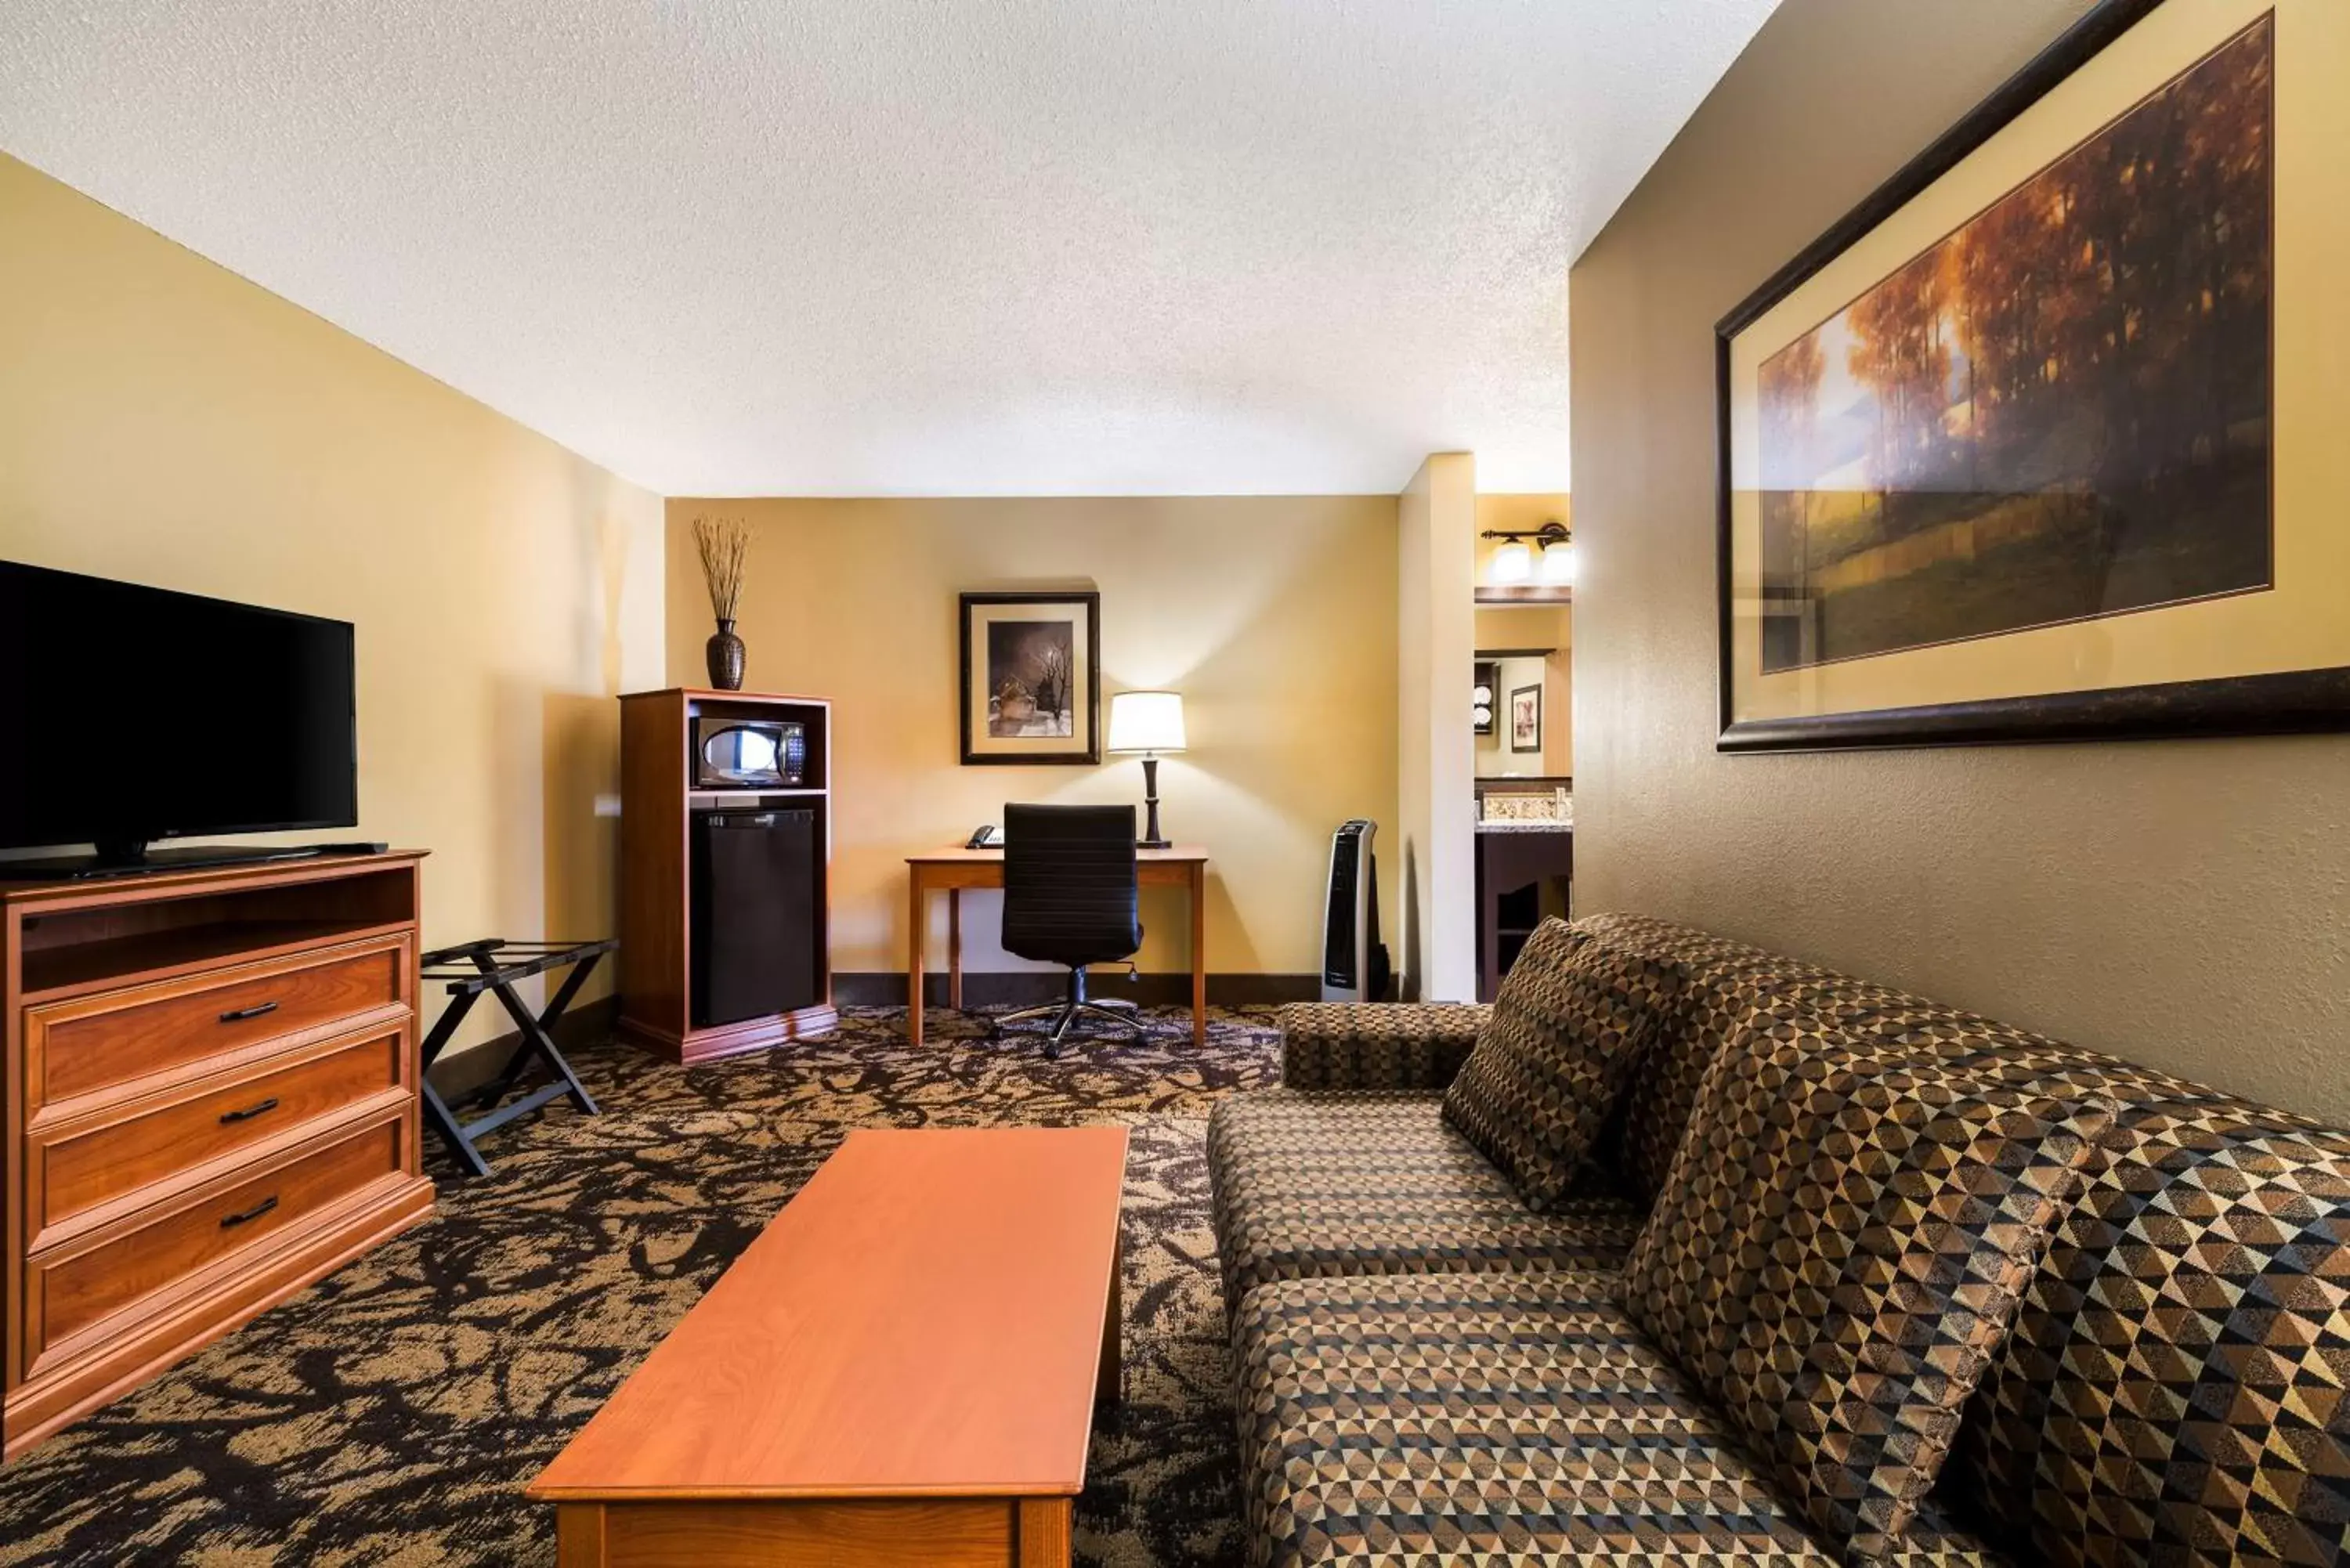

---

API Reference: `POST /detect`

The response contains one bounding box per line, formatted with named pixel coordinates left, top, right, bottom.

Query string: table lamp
left=1106, top=690, right=1186, bottom=849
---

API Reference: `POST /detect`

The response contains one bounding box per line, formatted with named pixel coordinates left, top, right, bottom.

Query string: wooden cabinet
left=1475, top=827, right=1574, bottom=1003
left=2, top=854, right=435, bottom=1458
left=619, top=689, right=836, bottom=1064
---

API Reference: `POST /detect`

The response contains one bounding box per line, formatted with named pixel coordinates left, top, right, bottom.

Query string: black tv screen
left=0, top=562, right=357, bottom=853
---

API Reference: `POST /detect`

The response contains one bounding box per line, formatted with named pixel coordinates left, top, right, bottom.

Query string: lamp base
left=1137, top=755, right=1170, bottom=850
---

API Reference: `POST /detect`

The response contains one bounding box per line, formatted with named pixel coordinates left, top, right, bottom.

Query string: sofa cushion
left=1276, top=1001, right=1490, bottom=1090
left=1789, top=993, right=2350, bottom=1566
left=1619, top=1005, right=2109, bottom=1561
left=1567, top=912, right=1900, bottom=1201
left=1206, top=1089, right=1643, bottom=1310
left=1948, top=1086, right=2350, bottom=1568
left=1231, top=1269, right=2009, bottom=1568
left=1441, top=918, right=1683, bottom=1209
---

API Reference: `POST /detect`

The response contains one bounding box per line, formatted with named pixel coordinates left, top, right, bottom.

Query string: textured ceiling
left=0, top=1, right=1777, bottom=497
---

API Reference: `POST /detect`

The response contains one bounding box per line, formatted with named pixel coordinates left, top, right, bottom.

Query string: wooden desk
left=905, top=845, right=1209, bottom=1047
left=530, top=1126, right=1129, bottom=1567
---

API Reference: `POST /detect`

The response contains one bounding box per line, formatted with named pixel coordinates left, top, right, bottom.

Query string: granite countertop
left=1476, top=818, right=1574, bottom=833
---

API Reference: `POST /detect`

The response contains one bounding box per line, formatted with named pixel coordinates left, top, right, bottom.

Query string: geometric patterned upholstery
left=1206, top=1088, right=1645, bottom=1310
left=1567, top=912, right=1888, bottom=1201
left=1947, top=1092, right=2350, bottom=1568
left=1816, top=998, right=2350, bottom=1567
left=1276, top=1002, right=1491, bottom=1091
left=1231, top=1269, right=2011, bottom=1568
left=1442, top=919, right=1685, bottom=1211
left=1217, top=912, right=2350, bottom=1568
left=1618, top=1005, right=2113, bottom=1561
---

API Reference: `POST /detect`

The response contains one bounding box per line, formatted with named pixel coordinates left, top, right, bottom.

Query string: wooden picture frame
left=958, top=591, right=1101, bottom=765
left=1716, top=0, right=2349, bottom=752
left=1509, top=685, right=1543, bottom=753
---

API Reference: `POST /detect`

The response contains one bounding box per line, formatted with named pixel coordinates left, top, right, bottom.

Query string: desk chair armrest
left=1276, top=1003, right=1491, bottom=1091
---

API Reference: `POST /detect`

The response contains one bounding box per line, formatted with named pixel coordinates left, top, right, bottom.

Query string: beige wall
left=1395, top=454, right=1477, bottom=1001
left=1568, top=0, right=2350, bottom=1119
left=1474, top=604, right=1572, bottom=779
left=1472, top=495, right=1574, bottom=779
left=0, top=154, right=667, bottom=1062
left=662, top=497, right=1399, bottom=983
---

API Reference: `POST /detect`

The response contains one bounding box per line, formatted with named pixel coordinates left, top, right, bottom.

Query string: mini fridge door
left=691, top=809, right=819, bottom=1028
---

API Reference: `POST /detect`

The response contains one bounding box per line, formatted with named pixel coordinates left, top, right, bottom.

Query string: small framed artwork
left=1509, top=685, right=1542, bottom=753
left=959, top=591, right=1101, bottom=765
left=1717, top=0, right=2350, bottom=752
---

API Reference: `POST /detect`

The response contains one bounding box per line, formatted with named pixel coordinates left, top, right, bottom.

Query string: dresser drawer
left=26, top=937, right=408, bottom=1111
left=29, top=1025, right=408, bottom=1242
left=26, top=1115, right=407, bottom=1366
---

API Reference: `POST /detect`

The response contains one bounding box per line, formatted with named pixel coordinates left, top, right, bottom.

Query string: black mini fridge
left=691, top=809, right=820, bottom=1028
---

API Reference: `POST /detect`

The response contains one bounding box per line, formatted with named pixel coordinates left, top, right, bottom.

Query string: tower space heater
left=1320, top=819, right=1392, bottom=1003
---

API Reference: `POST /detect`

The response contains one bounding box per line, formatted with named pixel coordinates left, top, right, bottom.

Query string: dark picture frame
left=1509, top=685, right=1543, bottom=753
left=1715, top=0, right=2348, bottom=753
left=958, top=591, right=1102, bottom=765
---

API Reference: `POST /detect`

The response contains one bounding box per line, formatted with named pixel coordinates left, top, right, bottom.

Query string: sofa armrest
left=1277, top=1003, right=1491, bottom=1090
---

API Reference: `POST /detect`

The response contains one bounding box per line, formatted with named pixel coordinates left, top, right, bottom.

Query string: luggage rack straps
left=420, top=937, right=621, bottom=995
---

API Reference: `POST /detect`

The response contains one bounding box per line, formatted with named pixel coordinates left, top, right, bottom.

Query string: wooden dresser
left=2, top=852, right=436, bottom=1458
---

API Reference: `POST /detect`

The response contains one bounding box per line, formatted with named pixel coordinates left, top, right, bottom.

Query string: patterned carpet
left=0, top=1006, right=1278, bottom=1567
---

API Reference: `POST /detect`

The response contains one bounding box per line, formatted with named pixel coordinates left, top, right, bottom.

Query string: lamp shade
left=1107, top=690, right=1186, bottom=753
left=1540, top=537, right=1574, bottom=586
left=1488, top=540, right=1533, bottom=584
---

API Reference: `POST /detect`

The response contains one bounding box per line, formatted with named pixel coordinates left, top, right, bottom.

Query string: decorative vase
left=706, top=619, right=746, bottom=690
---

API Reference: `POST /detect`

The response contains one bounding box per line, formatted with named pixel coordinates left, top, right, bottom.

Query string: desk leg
left=948, top=888, right=964, bottom=1013
left=908, top=871, right=927, bottom=1046
left=1189, top=862, right=1207, bottom=1046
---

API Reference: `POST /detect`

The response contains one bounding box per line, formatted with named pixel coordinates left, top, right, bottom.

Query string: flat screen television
left=0, top=562, right=357, bottom=873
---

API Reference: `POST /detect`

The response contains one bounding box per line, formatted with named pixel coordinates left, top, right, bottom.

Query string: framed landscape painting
left=1717, top=0, right=2350, bottom=750
left=959, top=591, right=1101, bottom=764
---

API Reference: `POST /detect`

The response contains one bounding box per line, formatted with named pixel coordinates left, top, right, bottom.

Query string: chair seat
left=1206, top=1089, right=1644, bottom=1310
left=1231, top=1270, right=2009, bottom=1568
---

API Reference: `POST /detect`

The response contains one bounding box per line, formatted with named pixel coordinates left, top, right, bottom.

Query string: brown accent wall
left=1567, top=0, right=2350, bottom=1118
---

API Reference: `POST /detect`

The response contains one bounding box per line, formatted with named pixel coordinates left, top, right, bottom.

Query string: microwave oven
left=693, top=717, right=807, bottom=788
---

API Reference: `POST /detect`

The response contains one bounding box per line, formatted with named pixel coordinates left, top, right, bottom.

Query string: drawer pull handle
left=219, top=1001, right=280, bottom=1024
left=219, top=1195, right=280, bottom=1229
left=219, top=1097, right=280, bottom=1125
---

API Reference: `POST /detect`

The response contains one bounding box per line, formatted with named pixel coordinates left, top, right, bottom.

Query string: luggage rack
left=418, top=937, right=616, bottom=1177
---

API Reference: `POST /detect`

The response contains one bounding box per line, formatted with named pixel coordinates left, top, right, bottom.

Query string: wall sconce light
left=1480, top=520, right=1571, bottom=591
left=1540, top=532, right=1574, bottom=586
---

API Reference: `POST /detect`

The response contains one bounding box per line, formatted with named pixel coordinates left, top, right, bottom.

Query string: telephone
left=965, top=824, right=1004, bottom=849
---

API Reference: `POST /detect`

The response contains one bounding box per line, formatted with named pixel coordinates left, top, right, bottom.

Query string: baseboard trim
left=426, top=994, right=622, bottom=1099
left=833, top=971, right=1321, bottom=1008
left=432, top=981, right=1317, bottom=1066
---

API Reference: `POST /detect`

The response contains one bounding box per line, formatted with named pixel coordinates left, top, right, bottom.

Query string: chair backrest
left=1001, top=804, right=1142, bottom=966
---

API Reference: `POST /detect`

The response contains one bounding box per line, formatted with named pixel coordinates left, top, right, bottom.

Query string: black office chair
left=989, top=804, right=1145, bottom=1057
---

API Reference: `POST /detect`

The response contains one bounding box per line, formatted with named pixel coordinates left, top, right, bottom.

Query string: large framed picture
left=1717, top=0, right=2350, bottom=751
left=959, top=591, right=1101, bottom=765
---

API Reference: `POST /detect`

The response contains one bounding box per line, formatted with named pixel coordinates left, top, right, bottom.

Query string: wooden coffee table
left=529, top=1125, right=1128, bottom=1567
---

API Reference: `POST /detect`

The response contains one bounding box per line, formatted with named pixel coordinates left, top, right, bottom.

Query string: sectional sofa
left=1206, top=912, right=2350, bottom=1566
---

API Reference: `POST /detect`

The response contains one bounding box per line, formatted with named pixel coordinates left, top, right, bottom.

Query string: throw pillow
left=1441, top=917, right=1683, bottom=1210
left=1616, top=1005, right=2111, bottom=1563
